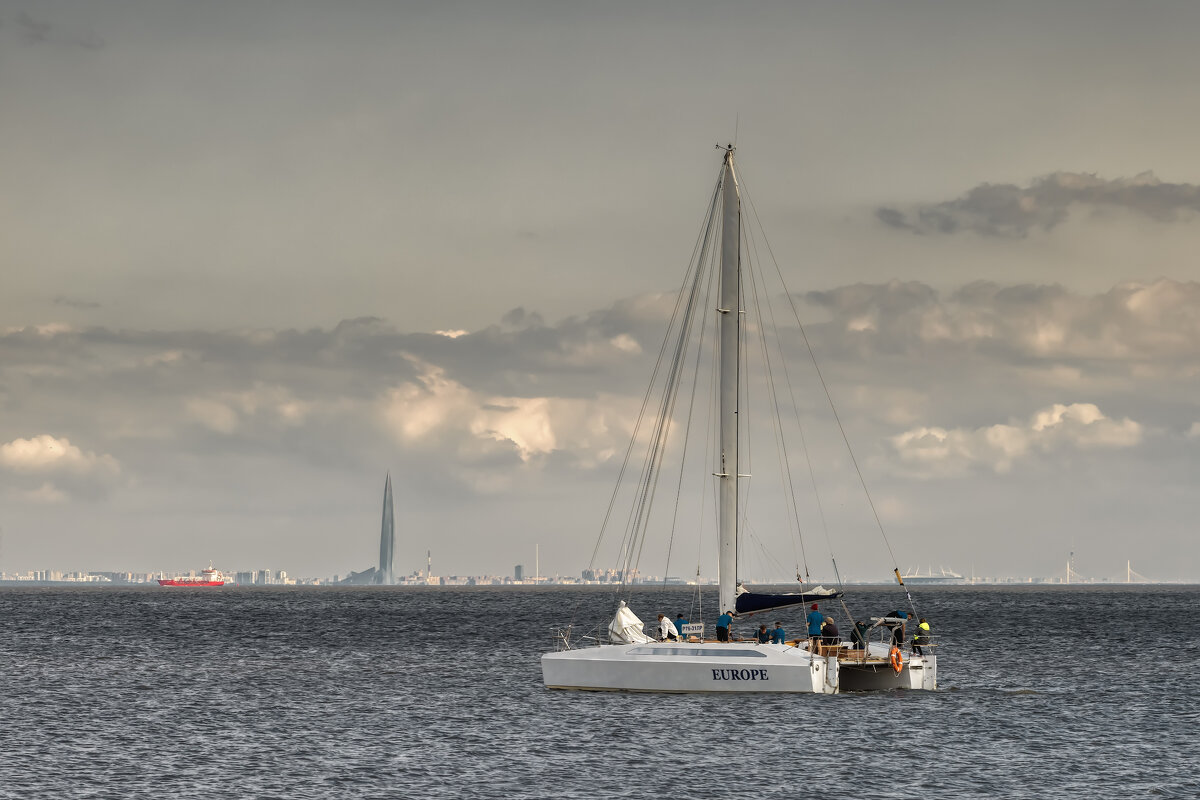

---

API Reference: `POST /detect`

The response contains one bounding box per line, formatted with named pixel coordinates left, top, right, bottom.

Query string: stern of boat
left=839, top=652, right=936, bottom=692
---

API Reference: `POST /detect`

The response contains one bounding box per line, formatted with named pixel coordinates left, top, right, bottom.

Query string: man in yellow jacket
left=912, top=617, right=932, bottom=656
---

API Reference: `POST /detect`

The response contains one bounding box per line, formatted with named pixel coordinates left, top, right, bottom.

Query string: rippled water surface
left=1, top=585, right=1197, bottom=798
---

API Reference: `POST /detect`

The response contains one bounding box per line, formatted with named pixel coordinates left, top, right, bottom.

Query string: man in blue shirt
left=770, top=621, right=786, bottom=644
left=755, top=623, right=771, bottom=643
left=716, top=610, right=733, bottom=642
left=675, top=614, right=689, bottom=641
left=806, top=604, right=825, bottom=650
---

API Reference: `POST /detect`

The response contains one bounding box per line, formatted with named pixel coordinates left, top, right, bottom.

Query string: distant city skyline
left=0, top=555, right=1173, bottom=588
left=4, top=2, right=1200, bottom=581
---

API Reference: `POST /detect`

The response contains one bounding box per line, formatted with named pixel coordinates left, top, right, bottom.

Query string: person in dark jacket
left=884, top=609, right=909, bottom=646
left=821, top=617, right=840, bottom=645
left=851, top=620, right=870, bottom=651
left=912, top=617, right=932, bottom=655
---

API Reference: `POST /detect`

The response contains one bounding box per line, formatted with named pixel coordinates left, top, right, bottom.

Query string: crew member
left=821, top=617, right=840, bottom=645
left=884, top=609, right=909, bottom=646
left=912, top=617, right=932, bottom=655
left=851, top=620, right=870, bottom=651
left=770, top=621, right=786, bottom=644
left=806, top=603, right=824, bottom=650
left=716, top=609, right=733, bottom=642
left=675, top=614, right=689, bottom=641
left=755, top=623, right=771, bottom=643
left=656, top=613, right=679, bottom=641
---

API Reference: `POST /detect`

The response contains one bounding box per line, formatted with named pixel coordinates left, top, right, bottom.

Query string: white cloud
left=380, top=357, right=633, bottom=466
left=1030, top=403, right=1142, bottom=448
left=472, top=398, right=557, bottom=460
left=0, top=435, right=121, bottom=501
left=610, top=334, right=641, bottom=354
left=0, top=434, right=119, bottom=476
left=890, top=403, right=1142, bottom=476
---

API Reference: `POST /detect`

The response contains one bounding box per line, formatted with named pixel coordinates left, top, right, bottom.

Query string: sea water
left=1, top=585, right=1196, bottom=798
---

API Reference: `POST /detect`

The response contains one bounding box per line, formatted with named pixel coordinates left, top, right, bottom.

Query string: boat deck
left=677, top=638, right=924, bottom=667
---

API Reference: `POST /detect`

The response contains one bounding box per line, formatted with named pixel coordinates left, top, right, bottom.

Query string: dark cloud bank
left=877, top=172, right=1200, bottom=237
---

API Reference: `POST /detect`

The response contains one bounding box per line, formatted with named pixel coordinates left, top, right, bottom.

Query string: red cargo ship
left=158, top=564, right=226, bottom=586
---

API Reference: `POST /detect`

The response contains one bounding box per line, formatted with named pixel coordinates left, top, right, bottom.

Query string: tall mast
left=717, top=146, right=741, bottom=617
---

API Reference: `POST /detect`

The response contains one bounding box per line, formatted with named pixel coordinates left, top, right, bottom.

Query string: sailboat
left=541, top=146, right=937, bottom=693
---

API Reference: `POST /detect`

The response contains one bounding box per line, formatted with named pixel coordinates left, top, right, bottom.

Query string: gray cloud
left=16, top=12, right=52, bottom=43
left=0, top=298, right=669, bottom=481
left=804, top=278, right=1200, bottom=365
left=877, top=172, right=1200, bottom=237
left=53, top=295, right=101, bottom=310
left=12, top=11, right=103, bottom=49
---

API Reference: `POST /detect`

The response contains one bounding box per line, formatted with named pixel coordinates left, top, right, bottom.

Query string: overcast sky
left=4, top=1, right=1200, bottom=582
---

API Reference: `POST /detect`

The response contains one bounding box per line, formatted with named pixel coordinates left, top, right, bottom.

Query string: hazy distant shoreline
left=1, top=581, right=1194, bottom=590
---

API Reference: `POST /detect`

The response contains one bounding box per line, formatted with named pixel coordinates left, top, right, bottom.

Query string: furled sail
left=608, top=601, right=654, bottom=644
left=733, top=584, right=843, bottom=617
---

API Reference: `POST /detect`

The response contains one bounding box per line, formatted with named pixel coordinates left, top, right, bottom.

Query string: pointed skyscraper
left=377, top=473, right=395, bottom=585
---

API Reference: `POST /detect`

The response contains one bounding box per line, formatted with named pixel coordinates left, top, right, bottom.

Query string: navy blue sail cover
left=735, top=589, right=844, bottom=616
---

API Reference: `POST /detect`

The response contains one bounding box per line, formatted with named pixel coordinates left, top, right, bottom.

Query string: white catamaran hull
left=542, top=642, right=839, bottom=694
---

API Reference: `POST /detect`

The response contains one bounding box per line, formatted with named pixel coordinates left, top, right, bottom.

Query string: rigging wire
left=574, top=173, right=724, bottom=623
left=626, top=204, right=719, bottom=575
left=741, top=176, right=920, bottom=619
left=661, top=216, right=720, bottom=590
left=742, top=525, right=792, bottom=582
left=747, top=202, right=831, bottom=583
left=742, top=229, right=812, bottom=581
left=742, top=186, right=840, bottom=595
left=616, top=170, right=726, bottom=596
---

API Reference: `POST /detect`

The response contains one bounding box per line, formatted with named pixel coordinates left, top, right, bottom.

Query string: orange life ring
left=889, top=646, right=903, bottom=675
